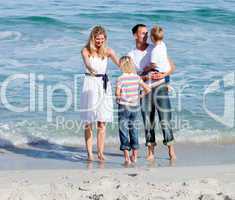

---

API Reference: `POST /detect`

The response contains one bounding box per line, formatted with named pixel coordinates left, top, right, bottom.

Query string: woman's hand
left=90, top=70, right=97, bottom=76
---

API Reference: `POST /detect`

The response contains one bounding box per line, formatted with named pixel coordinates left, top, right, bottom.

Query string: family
left=80, top=24, right=176, bottom=164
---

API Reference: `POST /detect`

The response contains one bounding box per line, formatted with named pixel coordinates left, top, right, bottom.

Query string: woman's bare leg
left=85, top=123, right=93, bottom=161
left=97, top=121, right=106, bottom=161
left=168, top=145, right=176, bottom=160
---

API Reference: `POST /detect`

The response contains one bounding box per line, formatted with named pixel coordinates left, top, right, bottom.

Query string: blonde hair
left=85, top=26, right=108, bottom=59
left=151, top=25, right=164, bottom=42
left=119, top=56, right=136, bottom=74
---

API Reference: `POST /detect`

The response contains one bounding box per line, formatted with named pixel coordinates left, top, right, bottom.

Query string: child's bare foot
left=123, top=159, right=131, bottom=167
left=124, top=157, right=131, bottom=164
left=130, top=149, right=138, bottom=163
left=130, top=155, right=137, bottom=163
left=123, top=150, right=131, bottom=164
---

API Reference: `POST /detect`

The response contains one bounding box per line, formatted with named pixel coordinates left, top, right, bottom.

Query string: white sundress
left=80, top=56, right=113, bottom=123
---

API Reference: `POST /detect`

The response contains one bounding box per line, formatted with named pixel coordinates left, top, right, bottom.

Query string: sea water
left=0, top=0, right=234, bottom=147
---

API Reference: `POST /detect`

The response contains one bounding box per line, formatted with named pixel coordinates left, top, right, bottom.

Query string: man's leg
left=141, top=90, right=156, bottom=160
left=155, top=84, right=176, bottom=160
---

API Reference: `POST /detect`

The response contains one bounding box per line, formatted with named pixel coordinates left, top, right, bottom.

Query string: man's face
left=134, top=26, right=148, bottom=44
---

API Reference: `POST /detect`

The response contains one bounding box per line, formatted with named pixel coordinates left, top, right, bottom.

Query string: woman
left=80, top=26, right=119, bottom=161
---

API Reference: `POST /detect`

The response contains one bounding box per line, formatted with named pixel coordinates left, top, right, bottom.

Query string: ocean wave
left=77, top=8, right=235, bottom=25
left=0, top=8, right=233, bottom=32
left=18, top=16, right=66, bottom=25
left=0, top=122, right=235, bottom=147
left=0, top=31, right=22, bottom=41
left=32, top=37, right=79, bottom=51
left=0, top=15, right=68, bottom=28
left=139, top=8, right=235, bottom=24
left=0, top=16, right=83, bottom=31
left=174, top=129, right=235, bottom=144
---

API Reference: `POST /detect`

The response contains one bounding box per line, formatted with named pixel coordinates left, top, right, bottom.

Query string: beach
left=1, top=142, right=235, bottom=199
left=0, top=0, right=235, bottom=199
left=1, top=165, right=235, bottom=200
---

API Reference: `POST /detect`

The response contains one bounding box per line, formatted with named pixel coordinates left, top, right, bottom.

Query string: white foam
left=33, top=37, right=79, bottom=51
left=0, top=122, right=234, bottom=147
left=0, top=123, right=29, bottom=146
left=0, top=31, right=22, bottom=41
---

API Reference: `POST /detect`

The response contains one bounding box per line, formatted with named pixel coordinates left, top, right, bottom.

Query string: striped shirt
left=116, top=73, right=143, bottom=106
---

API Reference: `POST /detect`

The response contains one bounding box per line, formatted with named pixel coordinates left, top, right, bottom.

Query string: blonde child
left=116, top=56, right=150, bottom=164
left=143, top=25, right=171, bottom=89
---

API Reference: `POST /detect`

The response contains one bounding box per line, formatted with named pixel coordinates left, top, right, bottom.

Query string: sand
left=0, top=142, right=235, bottom=200
left=0, top=164, right=235, bottom=200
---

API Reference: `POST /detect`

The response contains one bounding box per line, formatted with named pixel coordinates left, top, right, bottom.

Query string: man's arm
left=167, top=56, right=176, bottom=76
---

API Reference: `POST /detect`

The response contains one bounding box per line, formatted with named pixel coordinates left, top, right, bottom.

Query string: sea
left=0, top=0, right=234, bottom=147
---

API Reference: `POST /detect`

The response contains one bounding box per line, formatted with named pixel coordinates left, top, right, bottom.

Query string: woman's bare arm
left=108, top=48, right=119, bottom=67
left=81, top=48, right=97, bottom=75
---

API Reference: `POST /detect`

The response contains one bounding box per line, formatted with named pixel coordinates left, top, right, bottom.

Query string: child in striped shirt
left=116, top=56, right=150, bottom=165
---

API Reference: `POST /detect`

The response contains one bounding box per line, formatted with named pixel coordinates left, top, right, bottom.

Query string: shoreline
left=0, top=142, right=235, bottom=170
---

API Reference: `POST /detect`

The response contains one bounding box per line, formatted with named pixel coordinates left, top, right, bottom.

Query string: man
left=128, top=24, right=176, bottom=161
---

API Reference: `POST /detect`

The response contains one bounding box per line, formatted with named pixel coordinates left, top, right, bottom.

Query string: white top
left=151, top=41, right=170, bottom=73
left=85, top=56, right=108, bottom=74
left=116, top=73, right=143, bottom=106
left=128, top=44, right=154, bottom=73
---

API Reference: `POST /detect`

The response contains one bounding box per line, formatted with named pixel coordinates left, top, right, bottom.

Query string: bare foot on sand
left=130, top=155, right=137, bottom=163
left=169, top=153, right=177, bottom=161
left=146, top=145, right=155, bottom=161
left=130, top=149, right=138, bottom=163
left=146, top=154, right=155, bottom=161
left=98, top=153, right=105, bottom=161
left=123, top=150, right=131, bottom=165
left=87, top=154, right=94, bottom=161
left=124, top=159, right=131, bottom=166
